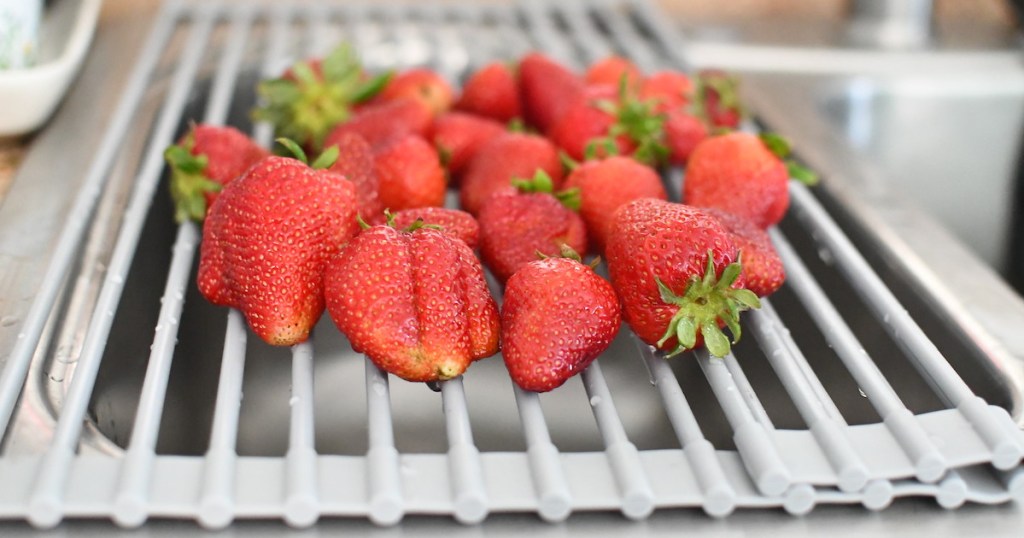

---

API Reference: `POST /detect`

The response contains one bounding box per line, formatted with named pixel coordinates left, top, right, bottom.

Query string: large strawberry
left=455, top=61, right=521, bottom=123
left=704, top=208, right=785, bottom=298
left=458, top=131, right=563, bottom=216
left=561, top=155, right=667, bottom=254
left=324, top=131, right=383, bottom=219
left=477, top=173, right=588, bottom=283
left=197, top=140, right=360, bottom=346
left=374, top=68, right=455, bottom=117
left=430, top=112, right=506, bottom=179
left=164, top=124, right=269, bottom=223
left=324, top=97, right=433, bottom=150
left=252, top=44, right=391, bottom=152
left=324, top=223, right=500, bottom=382
left=502, top=248, right=621, bottom=392
left=605, top=198, right=760, bottom=357
left=373, top=134, right=446, bottom=211
left=518, top=52, right=585, bottom=133
left=683, top=132, right=815, bottom=229
left=371, top=207, right=480, bottom=250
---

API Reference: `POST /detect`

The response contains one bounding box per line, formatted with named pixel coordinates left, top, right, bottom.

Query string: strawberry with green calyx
left=510, top=169, right=581, bottom=211
left=324, top=220, right=500, bottom=383
left=458, top=131, right=563, bottom=216
left=501, top=245, right=622, bottom=392
left=756, top=132, right=819, bottom=186
left=164, top=124, right=269, bottom=223
left=373, top=134, right=447, bottom=211
left=693, top=69, right=743, bottom=131
left=252, top=43, right=392, bottom=153
left=455, top=61, right=522, bottom=123
left=605, top=198, right=759, bottom=358
left=375, top=68, right=455, bottom=117
left=197, top=138, right=359, bottom=346
left=704, top=208, right=785, bottom=298
left=370, top=206, right=481, bottom=249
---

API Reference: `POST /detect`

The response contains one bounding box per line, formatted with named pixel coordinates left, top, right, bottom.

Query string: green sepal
left=559, top=150, right=579, bottom=172
left=356, top=213, right=372, bottom=230
left=311, top=144, right=340, bottom=170
left=554, top=187, right=581, bottom=211
left=511, top=169, right=555, bottom=194
left=276, top=138, right=309, bottom=164
left=164, top=139, right=221, bottom=224
left=787, top=160, right=819, bottom=186
left=592, top=74, right=669, bottom=166
left=507, top=117, right=527, bottom=133
left=758, top=132, right=791, bottom=159
left=353, top=71, right=394, bottom=103
left=693, top=70, right=743, bottom=130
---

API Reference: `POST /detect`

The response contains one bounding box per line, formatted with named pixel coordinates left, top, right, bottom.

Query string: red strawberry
left=561, top=156, right=667, bottom=253
left=502, top=250, right=621, bottom=392
left=640, top=71, right=693, bottom=113
left=372, top=207, right=480, bottom=250
left=324, top=132, right=383, bottom=219
left=252, top=44, right=391, bottom=152
left=664, top=109, right=708, bottom=166
left=477, top=179, right=588, bottom=283
left=375, top=68, right=454, bottom=117
left=197, top=143, right=360, bottom=346
left=458, top=132, right=563, bottom=216
left=695, top=69, right=742, bottom=130
left=455, top=62, right=521, bottom=123
left=164, top=124, right=269, bottom=223
left=704, top=208, right=785, bottom=297
left=585, top=55, right=643, bottom=91
left=605, top=198, right=760, bottom=357
left=373, top=135, right=446, bottom=211
left=518, top=52, right=585, bottom=133
left=324, top=224, right=500, bottom=382
left=324, top=98, right=433, bottom=150
left=430, top=112, right=506, bottom=179
left=683, top=132, right=790, bottom=229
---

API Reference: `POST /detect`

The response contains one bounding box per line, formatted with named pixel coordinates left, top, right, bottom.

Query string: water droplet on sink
left=817, top=248, right=834, bottom=265
left=110, top=274, right=124, bottom=284
left=1, top=315, right=18, bottom=327
left=858, top=387, right=867, bottom=398
left=289, top=396, right=299, bottom=406
left=372, top=382, right=386, bottom=396
left=589, top=396, right=601, bottom=407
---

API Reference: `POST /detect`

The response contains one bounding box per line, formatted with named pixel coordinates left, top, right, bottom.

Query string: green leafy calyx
left=164, top=135, right=220, bottom=224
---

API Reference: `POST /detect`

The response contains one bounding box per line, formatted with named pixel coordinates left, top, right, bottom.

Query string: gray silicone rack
left=0, top=0, right=1023, bottom=530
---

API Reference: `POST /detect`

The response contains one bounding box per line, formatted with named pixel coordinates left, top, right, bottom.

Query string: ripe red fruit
left=324, top=225, right=500, bottom=382
left=430, top=112, right=506, bottom=179
left=585, top=55, right=643, bottom=91
left=197, top=151, right=360, bottom=346
left=605, top=198, right=760, bottom=357
left=664, top=109, right=708, bottom=166
left=704, top=208, right=785, bottom=297
left=372, top=207, right=480, bottom=250
left=373, top=134, right=447, bottom=211
left=323, top=131, right=383, bottom=219
left=640, top=71, right=693, bottom=113
left=376, top=68, right=455, bottom=117
left=561, top=156, right=667, bottom=253
left=458, top=132, right=563, bottom=216
left=518, top=52, right=585, bottom=133
left=252, top=44, right=390, bottom=152
left=683, top=132, right=790, bottom=229
left=455, top=62, right=521, bottom=123
left=477, top=190, right=588, bottom=284
left=502, top=253, right=621, bottom=392
left=164, top=124, right=269, bottom=223
left=324, top=98, right=433, bottom=150
left=695, top=69, right=743, bottom=130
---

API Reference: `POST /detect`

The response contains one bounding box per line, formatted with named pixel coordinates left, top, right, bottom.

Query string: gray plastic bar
left=696, top=349, right=791, bottom=496
left=769, top=227, right=948, bottom=483
left=637, top=340, right=737, bottom=516
left=364, top=361, right=403, bottom=525
left=519, top=0, right=576, bottom=65
left=554, top=1, right=612, bottom=65
left=788, top=183, right=1024, bottom=469
left=590, top=0, right=661, bottom=72
left=512, top=385, right=573, bottom=522
left=580, top=361, right=655, bottom=519
left=0, top=2, right=180, bottom=441
left=111, top=7, right=255, bottom=528
left=285, top=342, right=319, bottom=527
left=25, top=8, right=218, bottom=529
left=441, top=377, right=489, bottom=524
left=628, top=0, right=693, bottom=71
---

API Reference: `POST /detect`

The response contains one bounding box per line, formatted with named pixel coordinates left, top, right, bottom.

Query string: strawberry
left=561, top=156, right=667, bottom=254
left=164, top=124, right=269, bottom=223
left=252, top=44, right=391, bottom=152
left=373, top=134, right=446, bottom=211
left=455, top=61, right=521, bottom=123
left=683, top=132, right=801, bottom=229
left=477, top=173, right=588, bottom=283
left=584, top=55, right=643, bottom=91
left=694, top=69, right=743, bottom=130
left=324, top=223, right=500, bottom=382
left=664, top=109, right=708, bottom=166
left=430, top=112, right=506, bottom=179
left=375, top=68, right=455, bottom=117
left=518, top=52, right=585, bottom=133
left=458, top=132, right=563, bottom=216
left=605, top=198, right=760, bottom=357
left=502, top=248, right=621, bottom=392
left=197, top=140, right=360, bottom=346
left=371, top=207, right=480, bottom=250
left=704, top=208, right=785, bottom=297
left=639, top=71, right=693, bottom=113
left=324, top=97, right=433, bottom=150
left=324, top=131, right=383, bottom=219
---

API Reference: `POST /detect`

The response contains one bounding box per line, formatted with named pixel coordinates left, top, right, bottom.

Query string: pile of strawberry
left=164, top=44, right=816, bottom=393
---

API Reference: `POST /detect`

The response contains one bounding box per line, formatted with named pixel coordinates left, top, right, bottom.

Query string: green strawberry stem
left=592, top=74, right=669, bottom=166
left=655, top=251, right=761, bottom=358
left=164, top=141, right=220, bottom=223
left=276, top=138, right=309, bottom=164
left=511, top=169, right=581, bottom=211
left=759, top=132, right=819, bottom=186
